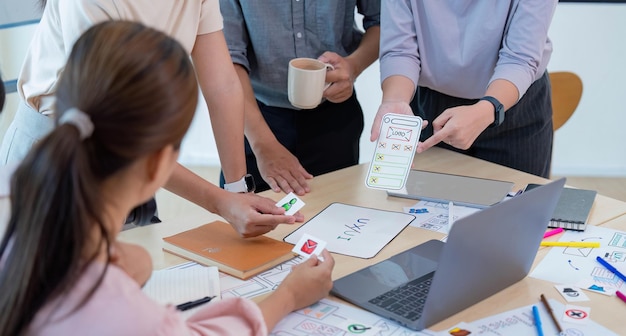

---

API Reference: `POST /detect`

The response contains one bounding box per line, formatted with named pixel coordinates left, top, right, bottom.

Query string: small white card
left=275, top=192, right=305, bottom=216
left=335, top=318, right=382, bottom=336
left=292, top=233, right=326, bottom=259
left=562, top=304, right=591, bottom=324
left=438, top=321, right=479, bottom=335
left=554, top=284, right=590, bottom=302
left=576, top=278, right=618, bottom=296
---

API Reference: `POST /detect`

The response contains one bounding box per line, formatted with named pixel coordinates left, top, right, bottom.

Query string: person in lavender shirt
left=371, top=1, right=558, bottom=178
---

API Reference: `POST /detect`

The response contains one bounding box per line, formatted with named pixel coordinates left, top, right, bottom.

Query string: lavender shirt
left=380, top=1, right=557, bottom=99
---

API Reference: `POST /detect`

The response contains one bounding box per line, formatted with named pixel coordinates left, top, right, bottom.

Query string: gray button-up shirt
left=221, top=0, right=380, bottom=108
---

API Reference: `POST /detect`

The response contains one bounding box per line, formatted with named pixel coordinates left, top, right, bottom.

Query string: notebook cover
left=527, top=184, right=596, bottom=230
left=162, top=221, right=295, bottom=279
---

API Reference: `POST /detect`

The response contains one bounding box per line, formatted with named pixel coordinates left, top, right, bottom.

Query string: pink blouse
left=28, top=263, right=268, bottom=335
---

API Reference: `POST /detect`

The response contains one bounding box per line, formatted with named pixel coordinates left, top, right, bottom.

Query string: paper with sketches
left=469, top=299, right=615, bottom=335
left=530, top=225, right=626, bottom=295
left=403, top=200, right=480, bottom=234
left=270, top=298, right=436, bottom=336
left=220, top=256, right=305, bottom=299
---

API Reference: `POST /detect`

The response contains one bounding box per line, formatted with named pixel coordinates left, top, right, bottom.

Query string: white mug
left=288, top=58, right=334, bottom=109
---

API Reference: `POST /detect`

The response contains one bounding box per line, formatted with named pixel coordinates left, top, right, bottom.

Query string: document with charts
left=220, top=256, right=305, bottom=299
left=403, top=200, right=480, bottom=234
left=530, top=225, right=626, bottom=295
left=270, top=298, right=436, bottom=336
left=440, top=299, right=616, bottom=335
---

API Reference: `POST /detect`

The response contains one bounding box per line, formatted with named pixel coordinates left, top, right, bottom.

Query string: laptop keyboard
left=368, top=274, right=433, bottom=321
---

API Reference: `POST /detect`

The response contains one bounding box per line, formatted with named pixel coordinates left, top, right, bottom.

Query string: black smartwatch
left=480, top=96, right=504, bottom=128
left=223, top=173, right=256, bottom=193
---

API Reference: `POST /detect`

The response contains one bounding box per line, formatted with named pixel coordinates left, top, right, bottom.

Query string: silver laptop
left=332, top=178, right=565, bottom=331
left=388, top=170, right=514, bottom=208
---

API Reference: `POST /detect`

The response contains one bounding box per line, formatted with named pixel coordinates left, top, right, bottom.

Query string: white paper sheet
left=271, top=298, right=436, bottom=336
left=466, top=299, right=616, bottom=335
left=284, top=203, right=416, bottom=258
left=220, top=256, right=305, bottom=299
left=530, top=225, right=626, bottom=295
left=143, top=261, right=221, bottom=314
left=403, top=200, right=480, bottom=234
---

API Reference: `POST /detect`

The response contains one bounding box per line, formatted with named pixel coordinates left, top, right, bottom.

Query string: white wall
left=2, top=4, right=626, bottom=177
left=548, top=4, right=626, bottom=176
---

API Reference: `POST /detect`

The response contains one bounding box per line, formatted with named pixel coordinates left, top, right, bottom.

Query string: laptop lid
left=388, top=170, right=514, bottom=208
left=332, top=178, right=565, bottom=330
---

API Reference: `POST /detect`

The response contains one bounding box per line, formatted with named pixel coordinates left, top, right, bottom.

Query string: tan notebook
left=162, top=221, right=296, bottom=279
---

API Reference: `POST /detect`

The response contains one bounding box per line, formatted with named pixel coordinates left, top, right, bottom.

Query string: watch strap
left=480, top=96, right=504, bottom=128
left=224, top=174, right=255, bottom=193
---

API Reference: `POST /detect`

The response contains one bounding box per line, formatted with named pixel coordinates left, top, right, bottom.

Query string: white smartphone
left=365, top=113, right=423, bottom=190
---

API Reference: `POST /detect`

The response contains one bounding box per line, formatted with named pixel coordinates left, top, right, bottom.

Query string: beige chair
left=549, top=71, right=583, bottom=131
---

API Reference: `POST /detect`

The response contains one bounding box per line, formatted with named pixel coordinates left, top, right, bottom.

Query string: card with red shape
left=292, top=233, right=327, bottom=259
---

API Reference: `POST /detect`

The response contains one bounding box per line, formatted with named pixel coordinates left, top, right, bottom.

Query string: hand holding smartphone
left=365, top=113, right=422, bottom=190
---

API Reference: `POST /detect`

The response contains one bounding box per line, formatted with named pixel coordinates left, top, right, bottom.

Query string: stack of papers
left=143, top=262, right=220, bottom=316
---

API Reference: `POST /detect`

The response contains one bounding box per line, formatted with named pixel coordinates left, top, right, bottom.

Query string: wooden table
left=119, top=147, right=626, bottom=333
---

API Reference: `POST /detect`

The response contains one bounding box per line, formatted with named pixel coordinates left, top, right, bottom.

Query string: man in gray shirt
left=372, top=1, right=557, bottom=178
left=220, top=1, right=380, bottom=194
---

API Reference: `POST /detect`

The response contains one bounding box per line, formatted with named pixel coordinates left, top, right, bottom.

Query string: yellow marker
left=540, top=241, right=600, bottom=248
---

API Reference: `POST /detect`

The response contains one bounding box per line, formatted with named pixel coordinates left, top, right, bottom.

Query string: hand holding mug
left=288, top=58, right=334, bottom=109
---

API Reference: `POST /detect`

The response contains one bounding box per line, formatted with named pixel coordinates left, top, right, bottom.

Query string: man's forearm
left=346, top=26, right=380, bottom=79
left=235, top=64, right=280, bottom=153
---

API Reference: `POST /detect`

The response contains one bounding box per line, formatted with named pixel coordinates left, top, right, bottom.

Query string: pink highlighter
left=543, top=227, right=564, bottom=239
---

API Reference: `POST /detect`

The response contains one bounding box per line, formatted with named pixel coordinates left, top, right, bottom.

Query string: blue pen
left=596, top=256, right=626, bottom=282
left=532, top=305, right=544, bottom=336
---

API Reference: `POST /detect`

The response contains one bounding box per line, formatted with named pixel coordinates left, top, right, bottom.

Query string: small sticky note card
left=292, top=233, right=326, bottom=259
left=441, top=322, right=479, bottom=335
left=335, top=319, right=382, bottom=336
left=576, top=279, right=617, bottom=296
left=562, top=304, right=591, bottom=325
left=554, top=285, right=590, bottom=302
left=275, top=192, right=305, bottom=216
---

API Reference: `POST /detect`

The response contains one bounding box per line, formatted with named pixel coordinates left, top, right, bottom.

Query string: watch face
left=244, top=174, right=256, bottom=192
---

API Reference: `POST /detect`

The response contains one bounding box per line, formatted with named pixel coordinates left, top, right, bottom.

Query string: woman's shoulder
left=29, top=263, right=180, bottom=335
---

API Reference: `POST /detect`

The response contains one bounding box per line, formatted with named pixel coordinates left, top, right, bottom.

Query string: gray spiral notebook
left=527, top=184, right=597, bottom=231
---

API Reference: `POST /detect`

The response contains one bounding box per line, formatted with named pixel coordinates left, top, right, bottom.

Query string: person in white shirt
left=0, top=0, right=300, bottom=237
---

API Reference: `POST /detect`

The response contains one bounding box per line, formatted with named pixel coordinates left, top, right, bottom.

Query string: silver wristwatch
left=223, top=174, right=256, bottom=193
